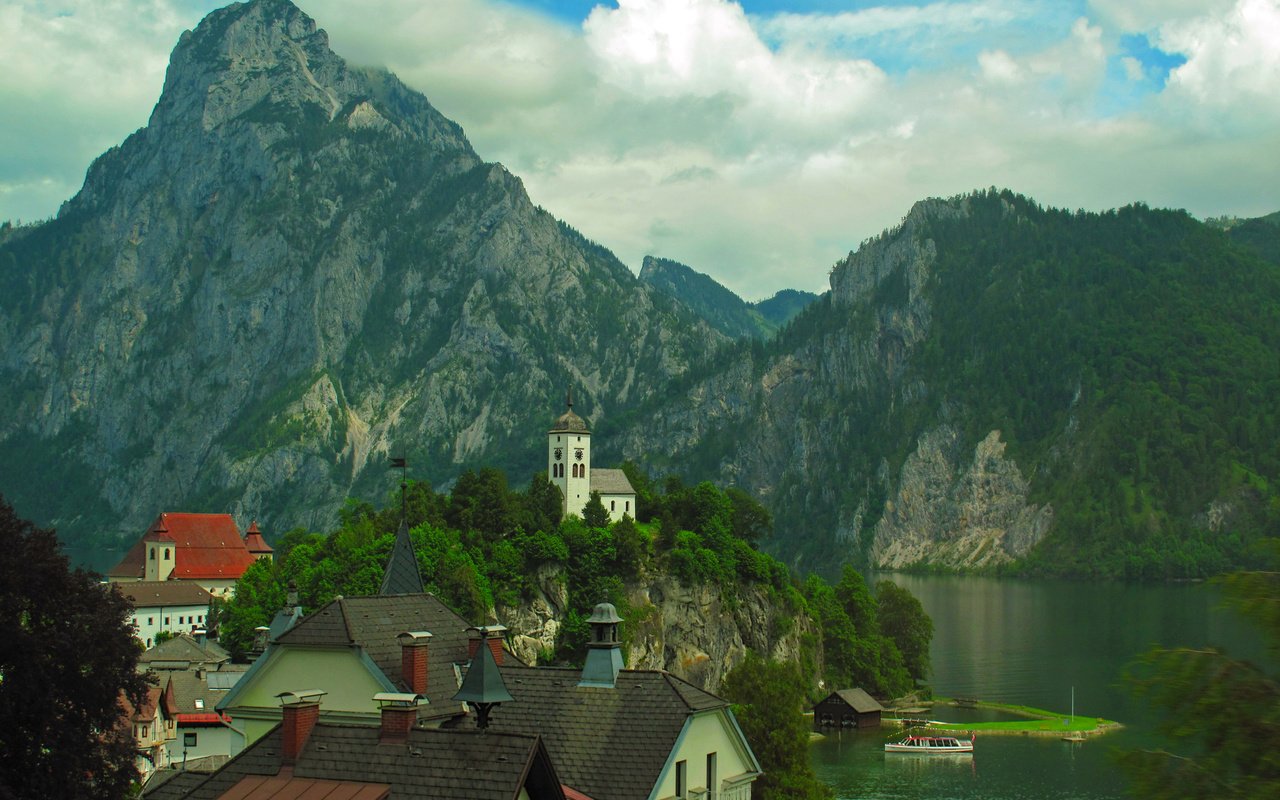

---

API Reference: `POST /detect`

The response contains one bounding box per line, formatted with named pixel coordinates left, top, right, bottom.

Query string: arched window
left=149, top=548, right=155, bottom=561
left=163, top=549, right=170, bottom=560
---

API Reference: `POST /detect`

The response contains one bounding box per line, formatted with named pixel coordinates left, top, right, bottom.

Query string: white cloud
left=1157, top=0, right=1280, bottom=112
left=0, top=0, right=1277, bottom=299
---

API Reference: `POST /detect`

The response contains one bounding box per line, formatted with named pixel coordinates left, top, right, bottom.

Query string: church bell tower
left=548, top=388, right=591, bottom=518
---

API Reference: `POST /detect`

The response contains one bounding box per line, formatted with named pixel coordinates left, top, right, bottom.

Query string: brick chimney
left=397, top=631, right=432, bottom=695
left=467, top=625, right=508, bottom=666
left=375, top=693, right=422, bottom=744
left=276, top=690, right=325, bottom=765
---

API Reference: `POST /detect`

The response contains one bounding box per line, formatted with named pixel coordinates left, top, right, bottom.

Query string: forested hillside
left=612, top=191, right=1280, bottom=578
left=217, top=470, right=931, bottom=701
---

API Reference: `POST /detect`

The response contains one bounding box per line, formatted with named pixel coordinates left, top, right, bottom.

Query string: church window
left=611, top=500, right=616, bottom=511
left=163, top=549, right=170, bottom=560
left=626, top=501, right=631, bottom=514
left=150, top=548, right=155, bottom=561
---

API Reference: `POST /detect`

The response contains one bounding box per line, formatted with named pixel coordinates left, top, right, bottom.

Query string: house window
left=178, top=616, right=184, bottom=624
left=707, top=753, right=718, bottom=800
left=148, top=617, right=154, bottom=625
left=141, top=725, right=149, bottom=738
left=675, top=760, right=687, bottom=798
left=198, top=615, right=204, bottom=623
left=165, top=617, right=170, bottom=625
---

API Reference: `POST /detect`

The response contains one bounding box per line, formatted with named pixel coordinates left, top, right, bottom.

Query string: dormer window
left=194, top=699, right=204, bottom=709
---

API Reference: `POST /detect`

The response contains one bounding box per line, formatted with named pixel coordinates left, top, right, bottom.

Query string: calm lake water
left=810, top=574, right=1265, bottom=799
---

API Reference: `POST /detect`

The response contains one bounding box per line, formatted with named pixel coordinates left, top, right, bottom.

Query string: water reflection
left=810, top=574, right=1265, bottom=800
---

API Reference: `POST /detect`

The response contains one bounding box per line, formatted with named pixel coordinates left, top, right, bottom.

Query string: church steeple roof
left=380, top=518, right=425, bottom=595
left=550, top=387, right=589, bottom=434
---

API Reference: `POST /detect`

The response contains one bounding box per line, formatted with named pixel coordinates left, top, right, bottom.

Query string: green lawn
left=916, top=697, right=1119, bottom=733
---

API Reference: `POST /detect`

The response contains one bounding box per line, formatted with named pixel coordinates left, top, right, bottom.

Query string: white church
left=547, top=390, right=636, bottom=523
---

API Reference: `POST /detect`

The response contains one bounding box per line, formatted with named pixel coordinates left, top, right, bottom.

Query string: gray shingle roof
left=466, top=666, right=727, bottom=800
left=272, top=594, right=506, bottom=718
left=832, top=688, right=884, bottom=714
left=139, top=632, right=229, bottom=666
left=589, top=469, right=635, bottom=496
left=121, top=580, right=213, bottom=608
left=145, top=724, right=563, bottom=800
left=380, top=519, right=425, bottom=596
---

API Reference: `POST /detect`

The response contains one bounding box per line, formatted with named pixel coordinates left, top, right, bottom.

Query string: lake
left=810, top=574, right=1265, bottom=799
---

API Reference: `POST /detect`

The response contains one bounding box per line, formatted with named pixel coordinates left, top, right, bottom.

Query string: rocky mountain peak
left=155, top=0, right=341, bottom=134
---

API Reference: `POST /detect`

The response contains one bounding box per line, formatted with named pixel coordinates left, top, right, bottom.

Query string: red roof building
left=109, top=514, right=262, bottom=597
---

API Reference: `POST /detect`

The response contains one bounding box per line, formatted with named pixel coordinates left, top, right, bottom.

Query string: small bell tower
left=548, top=387, right=592, bottom=518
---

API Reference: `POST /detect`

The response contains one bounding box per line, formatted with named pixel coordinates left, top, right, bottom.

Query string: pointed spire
left=454, top=632, right=514, bottom=730
left=380, top=518, right=425, bottom=595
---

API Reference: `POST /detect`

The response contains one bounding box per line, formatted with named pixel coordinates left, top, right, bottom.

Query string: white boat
left=884, top=733, right=975, bottom=754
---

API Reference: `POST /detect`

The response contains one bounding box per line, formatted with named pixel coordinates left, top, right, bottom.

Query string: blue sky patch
left=1119, top=33, right=1187, bottom=86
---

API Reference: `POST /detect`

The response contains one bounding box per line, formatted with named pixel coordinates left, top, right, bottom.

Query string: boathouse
left=813, top=688, right=884, bottom=730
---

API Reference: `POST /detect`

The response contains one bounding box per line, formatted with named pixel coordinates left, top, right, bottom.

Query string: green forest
left=215, top=467, right=933, bottom=703
left=722, top=191, right=1280, bottom=579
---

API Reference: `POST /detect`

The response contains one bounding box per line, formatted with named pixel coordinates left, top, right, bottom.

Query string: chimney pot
left=276, top=690, right=325, bottom=764
left=374, top=693, right=422, bottom=744
left=398, top=631, right=431, bottom=695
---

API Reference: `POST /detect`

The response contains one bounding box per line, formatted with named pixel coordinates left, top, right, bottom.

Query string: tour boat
left=884, top=733, right=975, bottom=754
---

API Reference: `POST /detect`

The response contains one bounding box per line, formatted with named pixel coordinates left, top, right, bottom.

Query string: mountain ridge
left=0, top=0, right=724, bottom=567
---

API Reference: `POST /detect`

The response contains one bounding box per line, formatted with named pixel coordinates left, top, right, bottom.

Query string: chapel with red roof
left=108, top=513, right=273, bottom=597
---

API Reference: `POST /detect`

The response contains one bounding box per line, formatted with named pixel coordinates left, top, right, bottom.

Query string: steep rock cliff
left=498, top=570, right=815, bottom=692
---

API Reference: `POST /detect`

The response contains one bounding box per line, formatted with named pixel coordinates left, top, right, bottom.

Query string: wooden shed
left=813, top=688, right=884, bottom=730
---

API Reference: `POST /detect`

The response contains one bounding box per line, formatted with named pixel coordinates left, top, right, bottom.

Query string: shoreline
left=883, top=696, right=1123, bottom=738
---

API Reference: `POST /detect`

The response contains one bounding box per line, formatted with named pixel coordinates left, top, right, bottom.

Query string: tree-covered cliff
left=613, top=191, right=1280, bottom=579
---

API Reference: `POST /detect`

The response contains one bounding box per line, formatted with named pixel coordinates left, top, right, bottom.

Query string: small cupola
left=453, top=636, right=514, bottom=730
left=578, top=602, right=624, bottom=688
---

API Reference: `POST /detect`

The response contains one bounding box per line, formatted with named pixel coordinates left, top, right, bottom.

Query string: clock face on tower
left=575, top=449, right=584, bottom=461
left=554, top=448, right=562, bottom=461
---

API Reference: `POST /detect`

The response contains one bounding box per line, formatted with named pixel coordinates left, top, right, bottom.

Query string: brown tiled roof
left=146, top=724, right=564, bottom=800
left=589, top=469, right=635, bottom=496
left=469, top=666, right=727, bottom=800
left=273, top=594, right=510, bottom=718
left=121, top=581, right=213, bottom=608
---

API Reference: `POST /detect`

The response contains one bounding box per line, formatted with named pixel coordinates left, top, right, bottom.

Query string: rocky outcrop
left=497, top=571, right=814, bottom=693
left=871, top=427, right=1053, bottom=569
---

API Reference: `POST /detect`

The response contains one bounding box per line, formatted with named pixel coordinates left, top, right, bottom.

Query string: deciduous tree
left=0, top=496, right=152, bottom=799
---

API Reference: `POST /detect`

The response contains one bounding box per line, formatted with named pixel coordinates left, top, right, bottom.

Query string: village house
left=120, top=581, right=213, bottom=648
left=108, top=513, right=271, bottom=598
left=135, top=633, right=249, bottom=772
left=120, top=681, right=178, bottom=784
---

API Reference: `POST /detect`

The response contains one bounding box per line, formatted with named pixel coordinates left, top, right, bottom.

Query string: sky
left=1, top=0, right=1278, bottom=299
